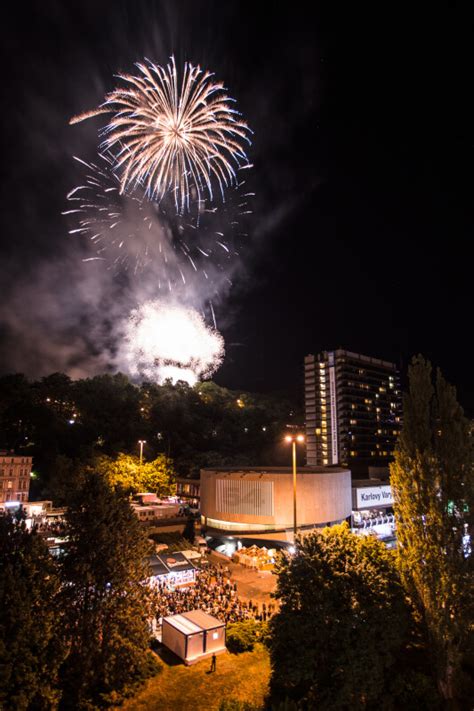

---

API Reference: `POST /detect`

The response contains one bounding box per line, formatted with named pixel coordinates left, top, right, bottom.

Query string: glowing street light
left=285, top=433, right=305, bottom=540
left=138, top=440, right=146, bottom=465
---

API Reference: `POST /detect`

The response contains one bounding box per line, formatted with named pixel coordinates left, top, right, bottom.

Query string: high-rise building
left=304, top=350, right=402, bottom=473
left=0, top=451, right=32, bottom=508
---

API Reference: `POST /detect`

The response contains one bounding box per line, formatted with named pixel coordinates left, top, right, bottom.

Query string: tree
left=269, top=524, right=410, bottom=710
left=59, top=472, right=158, bottom=708
left=390, top=356, right=474, bottom=705
left=0, top=516, right=64, bottom=710
left=95, top=452, right=175, bottom=496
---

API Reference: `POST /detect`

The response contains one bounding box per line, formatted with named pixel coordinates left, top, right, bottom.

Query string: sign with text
left=355, top=485, right=393, bottom=509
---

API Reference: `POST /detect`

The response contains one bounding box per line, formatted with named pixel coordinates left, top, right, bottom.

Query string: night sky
left=1, top=2, right=473, bottom=411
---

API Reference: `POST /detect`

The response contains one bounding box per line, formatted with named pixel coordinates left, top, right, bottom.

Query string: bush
left=226, top=620, right=268, bottom=654
left=219, top=700, right=261, bottom=711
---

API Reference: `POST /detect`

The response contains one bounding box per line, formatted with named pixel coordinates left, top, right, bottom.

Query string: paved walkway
left=208, top=552, right=277, bottom=605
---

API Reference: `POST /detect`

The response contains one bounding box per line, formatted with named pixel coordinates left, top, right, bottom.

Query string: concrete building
left=131, top=502, right=180, bottom=522
left=305, top=350, right=402, bottom=474
left=200, top=466, right=352, bottom=534
left=162, top=610, right=226, bottom=665
left=175, top=477, right=200, bottom=506
left=0, top=451, right=32, bottom=509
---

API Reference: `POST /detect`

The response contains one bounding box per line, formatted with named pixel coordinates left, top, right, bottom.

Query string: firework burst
left=120, top=301, right=224, bottom=385
left=70, top=56, right=252, bottom=212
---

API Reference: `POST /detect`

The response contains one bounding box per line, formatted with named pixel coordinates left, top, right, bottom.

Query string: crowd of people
left=34, top=518, right=67, bottom=536
left=151, top=562, right=276, bottom=625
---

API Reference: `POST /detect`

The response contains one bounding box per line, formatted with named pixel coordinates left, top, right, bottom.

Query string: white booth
left=162, top=610, right=226, bottom=665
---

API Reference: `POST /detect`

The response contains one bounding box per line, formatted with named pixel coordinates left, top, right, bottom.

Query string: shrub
left=226, top=620, right=268, bottom=654
left=219, top=700, right=261, bottom=711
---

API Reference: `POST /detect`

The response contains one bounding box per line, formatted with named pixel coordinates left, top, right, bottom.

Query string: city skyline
left=0, top=2, right=472, bottom=413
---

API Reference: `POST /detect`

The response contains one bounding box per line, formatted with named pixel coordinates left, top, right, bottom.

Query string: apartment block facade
left=0, top=451, right=32, bottom=507
left=305, top=350, right=402, bottom=473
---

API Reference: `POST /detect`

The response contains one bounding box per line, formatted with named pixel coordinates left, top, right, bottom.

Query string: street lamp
left=285, top=433, right=305, bottom=540
left=138, top=440, right=146, bottom=465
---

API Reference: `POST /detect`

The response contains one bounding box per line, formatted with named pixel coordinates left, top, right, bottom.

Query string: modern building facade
left=305, top=350, right=402, bottom=473
left=0, top=451, right=32, bottom=508
left=175, top=477, right=200, bottom=506
left=200, top=466, right=352, bottom=533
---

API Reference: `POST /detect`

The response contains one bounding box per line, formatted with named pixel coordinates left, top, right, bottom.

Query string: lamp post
left=138, top=440, right=146, bottom=465
left=285, top=433, right=305, bottom=540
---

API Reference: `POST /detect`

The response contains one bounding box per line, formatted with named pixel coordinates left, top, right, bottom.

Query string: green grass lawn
left=119, top=645, right=270, bottom=711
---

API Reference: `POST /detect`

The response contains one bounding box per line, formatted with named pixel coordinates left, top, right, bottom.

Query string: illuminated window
left=350, top=419, right=357, bottom=425
left=350, top=451, right=357, bottom=457
left=323, top=458, right=328, bottom=465
left=315, top=428, right=321, bottom=435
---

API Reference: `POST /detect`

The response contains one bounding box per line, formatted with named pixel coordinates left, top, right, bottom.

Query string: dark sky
left=1, top=2, right=473, bottom=411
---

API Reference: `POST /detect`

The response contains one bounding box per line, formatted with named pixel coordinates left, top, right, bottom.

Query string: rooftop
left=163, top=610, right=224, bottom=635
left=201, top=466, right=349, bottom=475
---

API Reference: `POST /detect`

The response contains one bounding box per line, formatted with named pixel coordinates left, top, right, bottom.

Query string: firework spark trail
left=121, top=300, right=224, bottom=385
left=62, top=153, right=253, bottom=291
left=70, top=56, right=252, bottom=213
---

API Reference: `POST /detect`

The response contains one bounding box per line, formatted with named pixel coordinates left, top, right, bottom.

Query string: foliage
left=0, top=515, right=64, bottom=710
left=218, top=700, right=262, bottom=711
left=226, top=620, right=269, bottom=654
left=59, top=472, right=158, bottom=708
left=0, top=372, right=299, bottom=500
left=390, top=355, right=474, bottom=704
left=95, top=451, right=175, bottom=496
left=269, top=524, right=410, bottom=710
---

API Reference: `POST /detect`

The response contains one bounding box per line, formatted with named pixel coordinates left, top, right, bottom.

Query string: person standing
left=210, top=653, right=217, bottom=672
